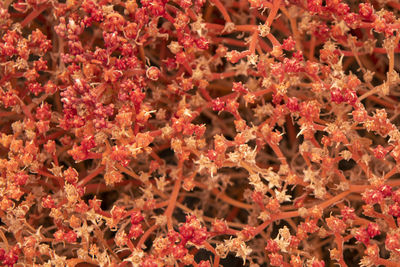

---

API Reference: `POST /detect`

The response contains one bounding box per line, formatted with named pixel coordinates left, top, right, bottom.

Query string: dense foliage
left=1, top=0, right=400, bottom=266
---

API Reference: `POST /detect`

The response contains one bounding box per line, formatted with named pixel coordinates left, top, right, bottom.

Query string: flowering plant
left=1, top=0, right=400, bottom=266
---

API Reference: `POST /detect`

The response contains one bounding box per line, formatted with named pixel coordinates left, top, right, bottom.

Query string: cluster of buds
left=1, top=0, right=400, bottom=266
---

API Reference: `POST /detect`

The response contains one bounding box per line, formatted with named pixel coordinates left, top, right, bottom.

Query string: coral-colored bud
left=359, top=3, right=374, bottom=20
left=65, top=230, right=77, bottom=243
left=388, top=203, right=400, bottom=217
left=15, top=172, right=29, bottom=186
left=311, top=260, right=325, bottom=267
left=146, top=66, right=161, bottom=81
left=373, top=145, right=388, bottom=159
left=269, top=253, right=283, bottom=266
left=42, top=195, right=56, bottom=209
left=128, top=224, right=144, bottom=239
left=366, top=223, right=380, bottom=238
left=286, top=97, right=299, bottom=112
left=362, top=189, right=384, bottom=205
left=265, top=240, right=279, bottom=253
left=198, top=260, right=211, bottom=267
left=211, top=219, right=228, bottom=234
left=54, top=230, right=65, bottom=242
left=131, top=211, right=144, bottom=224
left=379, top=184, right=392, bottom=197
left=326, top=216, right=346, bottom=233
left=385, top=233, right=400, bottom=252
left=331, top=88, right=344, bottom=104
left=232, top=82, right=248, bottom=94
left=355, top=228, right=370, bottom=245
left=195, top=37, right=209, bottom=50
left=392, top=190, right=400, bottom=203
left=211, top=98, right=225, bottom=111
left=282, top=36, right=295, bottom=51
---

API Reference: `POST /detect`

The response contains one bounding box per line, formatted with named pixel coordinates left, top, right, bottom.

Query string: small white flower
left=123, top=249, right=145, bottom=267
left=258, top=23, right=270, bottom=37
left=274, top=189, right=292, bottom=203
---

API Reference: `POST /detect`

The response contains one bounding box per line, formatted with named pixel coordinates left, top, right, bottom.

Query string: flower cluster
left=1, top=0, right=400, bottom=266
